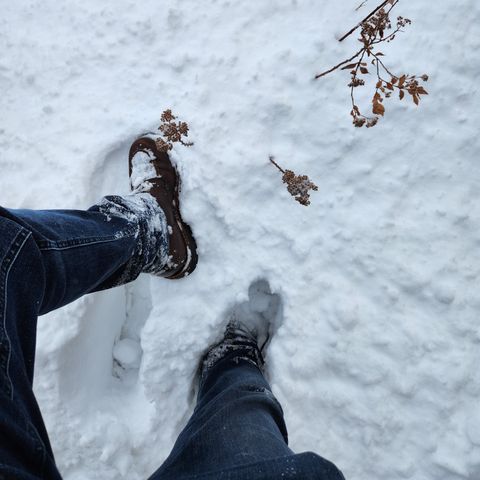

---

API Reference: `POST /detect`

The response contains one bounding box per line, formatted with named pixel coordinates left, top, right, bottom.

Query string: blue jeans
left=0, top=198, right=344, bottom=480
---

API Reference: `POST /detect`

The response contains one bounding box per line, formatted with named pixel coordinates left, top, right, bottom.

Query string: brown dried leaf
left=373, top=101, right=385, bottom=116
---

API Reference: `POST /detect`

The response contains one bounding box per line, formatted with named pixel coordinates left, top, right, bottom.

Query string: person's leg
left=153, top=355, right=292, bottom=479
left=1, top=194, right=169, bottom=315
left=0, top=136, right=197, bottom=478
left=1, top=133, right=199, bottom=317
left=0, top=215, right=62, bottom=479
left=0, top=193, right=170, bottom=479
left=149, top=325, right=345, bottom=480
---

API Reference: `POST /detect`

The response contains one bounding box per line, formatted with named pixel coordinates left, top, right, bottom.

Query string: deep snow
left=1, top=1, right=480, bottom=479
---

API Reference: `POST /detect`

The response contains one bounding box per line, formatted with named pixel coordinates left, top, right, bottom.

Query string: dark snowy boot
left=129, top=135, right=198, bottom=279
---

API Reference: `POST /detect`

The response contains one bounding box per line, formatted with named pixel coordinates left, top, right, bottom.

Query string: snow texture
left=201, top=279, right=282, bottom=376
left=1, top=1, right=479, bottom=479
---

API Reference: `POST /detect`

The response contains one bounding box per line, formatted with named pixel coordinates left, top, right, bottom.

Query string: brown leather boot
left=129, top=136, right=198, bottom=279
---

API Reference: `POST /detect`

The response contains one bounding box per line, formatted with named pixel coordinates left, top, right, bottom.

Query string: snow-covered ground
left=1, top=1, right=480, bottom=479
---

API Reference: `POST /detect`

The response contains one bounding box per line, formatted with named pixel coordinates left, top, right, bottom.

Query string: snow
left=130, top=150, right=158, bottom=191
left=113, top=339, right=142, bottom=370
left=1, top=1, right=479, bottom=479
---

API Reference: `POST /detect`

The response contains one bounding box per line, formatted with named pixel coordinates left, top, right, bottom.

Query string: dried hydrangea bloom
left=155, top=109, right=194, bottom=152
left=282, top=170, right=319, bottom=206
left=270, top=157, right=318, bottom=207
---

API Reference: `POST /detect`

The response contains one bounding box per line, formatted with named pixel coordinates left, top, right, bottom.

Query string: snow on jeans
left=0, top=198, right=345, bottom=480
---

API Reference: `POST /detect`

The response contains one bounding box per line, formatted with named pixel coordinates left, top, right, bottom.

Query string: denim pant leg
left=0, top=196, right=168, bottom=479
left=149, top=353, right=345, bottom=480
left=1, top=195, right=168, bottom=315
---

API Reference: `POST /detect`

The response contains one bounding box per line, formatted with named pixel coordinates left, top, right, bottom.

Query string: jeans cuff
left=95, top=193, right=169, bottom=284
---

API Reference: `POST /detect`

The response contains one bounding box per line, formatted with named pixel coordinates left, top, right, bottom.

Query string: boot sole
left=163, top=170, right=198, bottom=279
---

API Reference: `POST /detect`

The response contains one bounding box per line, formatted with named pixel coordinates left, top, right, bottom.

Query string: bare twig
left=269, top=156, right=285, bottom=173
left=315, top=48, right=363, bottom=79
left=356, top=1, right=369, bottom=12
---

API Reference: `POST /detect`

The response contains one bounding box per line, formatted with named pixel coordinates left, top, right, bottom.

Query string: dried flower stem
left=339, top=0, right=391, bottom=42
left=155, top=109, right=194, bottom=152
left=315, top=0, right=428, bottom=128
left=269, top=156, right=285, bottom=174
left=315, top=48, right=364, bottom=80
